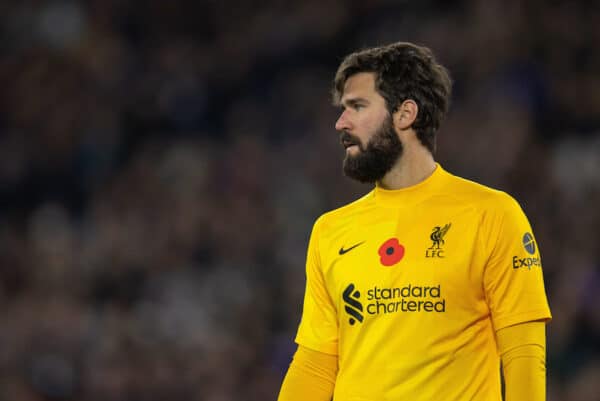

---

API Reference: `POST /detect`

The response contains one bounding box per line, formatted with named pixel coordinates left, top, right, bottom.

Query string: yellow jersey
left=295, top=164, right=551, bottom=401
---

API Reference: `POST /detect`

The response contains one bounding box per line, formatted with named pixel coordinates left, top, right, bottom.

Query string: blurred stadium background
left=0, top=0, right=599, bottom=400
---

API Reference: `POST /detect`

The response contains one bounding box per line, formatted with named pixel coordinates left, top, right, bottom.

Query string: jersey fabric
left=294, top=164, right=552, bottom=401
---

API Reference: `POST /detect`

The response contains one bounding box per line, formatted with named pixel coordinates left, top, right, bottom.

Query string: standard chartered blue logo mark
left=523, top=232, right=536, bottom=255
left=343, top=284, right=363, bottom=325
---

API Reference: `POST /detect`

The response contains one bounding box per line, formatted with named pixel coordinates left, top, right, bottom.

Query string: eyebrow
left=341, top=97, right=370, bottom=109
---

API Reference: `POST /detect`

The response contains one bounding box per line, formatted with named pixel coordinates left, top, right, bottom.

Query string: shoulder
left=440, top=169, right=533, bottom=254
left=312, top=190, right=375, bottom=235
left=440, top=169, right=523, bottom=216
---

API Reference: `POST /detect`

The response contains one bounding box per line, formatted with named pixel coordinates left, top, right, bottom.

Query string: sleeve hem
left=295, top=336, right=338, bottom=356
left=493, top=310, right=552, bottom=332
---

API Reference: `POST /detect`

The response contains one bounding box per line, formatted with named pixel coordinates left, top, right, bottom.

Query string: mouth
left=343, top=140, right=355, bottom=149
left=345, top=144, right=359, bottom=153
left=341, top=136, right=360, bottom=150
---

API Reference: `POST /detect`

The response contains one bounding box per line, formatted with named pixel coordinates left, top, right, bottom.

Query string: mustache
left=340, top=131, right=362, bottom=147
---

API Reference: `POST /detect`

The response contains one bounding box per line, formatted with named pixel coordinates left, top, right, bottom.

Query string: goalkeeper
left=278, top=42, right=551, bottom=401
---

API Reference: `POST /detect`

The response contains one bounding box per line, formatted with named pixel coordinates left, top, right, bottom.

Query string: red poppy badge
left=378, top=238, right=405, bottom=266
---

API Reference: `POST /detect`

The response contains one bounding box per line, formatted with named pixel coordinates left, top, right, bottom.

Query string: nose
left=335, top=110, right=352, bottom=132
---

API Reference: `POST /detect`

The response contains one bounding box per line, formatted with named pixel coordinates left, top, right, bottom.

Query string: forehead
left=341, top=72, right=380, bottom=102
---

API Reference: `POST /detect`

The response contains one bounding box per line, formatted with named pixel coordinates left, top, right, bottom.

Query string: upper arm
left=496, top=320, right=546, bottom=356
left=483, top=195, right=551, bottom=331
left=295, top=217, right=339, bottom=355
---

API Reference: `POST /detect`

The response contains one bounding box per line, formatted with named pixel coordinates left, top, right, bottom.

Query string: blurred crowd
left=0, top=0, right=599, bottom=400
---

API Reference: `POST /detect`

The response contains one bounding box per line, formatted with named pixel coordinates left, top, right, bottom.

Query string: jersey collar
left=373, top=163, right=446, bottom=207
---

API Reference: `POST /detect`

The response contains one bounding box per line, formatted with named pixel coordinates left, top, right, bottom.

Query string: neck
left=377, top=142, right=436, bottom=190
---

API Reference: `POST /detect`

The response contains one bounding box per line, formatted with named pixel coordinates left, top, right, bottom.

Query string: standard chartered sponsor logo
left=365, top=284, right=446, bottom=314
left=342, top=283, right=447, bottom=324
left=343, top=283, right=364, bottom=325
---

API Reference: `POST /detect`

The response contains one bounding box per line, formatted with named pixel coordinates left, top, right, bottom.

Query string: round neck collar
left=373, top=163, right=445, bottom=207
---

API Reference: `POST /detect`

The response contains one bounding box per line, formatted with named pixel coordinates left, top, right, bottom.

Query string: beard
left=342, top=115, right=403, bottom=183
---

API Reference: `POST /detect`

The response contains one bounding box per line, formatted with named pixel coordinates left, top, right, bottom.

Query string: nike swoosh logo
left=339, top=241, right=365, bottom=255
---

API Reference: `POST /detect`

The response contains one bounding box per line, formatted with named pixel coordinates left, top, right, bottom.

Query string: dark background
left=0, top=0, right=598, bottom=400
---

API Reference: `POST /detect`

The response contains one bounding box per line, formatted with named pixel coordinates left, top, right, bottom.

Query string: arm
left=280, top=217, right=339, bottom=400
left=481, top=195, right=551, bottom=399
left=278, top=345, right=338, bottom=401
left=497, top=321, right=546, bottom=401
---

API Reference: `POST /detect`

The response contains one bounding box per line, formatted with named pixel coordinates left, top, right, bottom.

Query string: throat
left=378, top=156, right=437, bottom=190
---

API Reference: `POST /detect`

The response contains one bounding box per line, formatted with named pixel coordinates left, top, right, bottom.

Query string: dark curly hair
left=333, top=42, right=452, bottom=154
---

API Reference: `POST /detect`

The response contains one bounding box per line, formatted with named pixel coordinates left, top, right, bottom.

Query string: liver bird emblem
left=429, top=223, right=451, bottom=249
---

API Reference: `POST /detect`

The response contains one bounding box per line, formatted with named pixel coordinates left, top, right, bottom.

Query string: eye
left=354, top=104, right=365, bottom=111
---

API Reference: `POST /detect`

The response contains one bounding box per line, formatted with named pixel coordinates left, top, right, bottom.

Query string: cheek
left=360, top=120, right=383, bottom=143
left=362, top=109, right=389, bottom=130
left=354, top=108, right=389, bottom=143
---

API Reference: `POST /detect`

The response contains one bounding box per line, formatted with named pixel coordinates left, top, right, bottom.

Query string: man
left=278, top=42, right=551, bottom=401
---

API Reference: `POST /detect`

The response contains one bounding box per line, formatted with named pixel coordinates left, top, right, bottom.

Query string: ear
left=393, top=99, right=418, bottom=131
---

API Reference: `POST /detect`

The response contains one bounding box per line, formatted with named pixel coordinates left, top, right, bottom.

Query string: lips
left=341, top=133, right=360, bottom=149
left=343, top=140, right=357, bottom=149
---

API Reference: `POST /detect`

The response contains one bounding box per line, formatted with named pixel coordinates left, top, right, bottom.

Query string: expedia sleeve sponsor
left=512, top=255, right=541, bottom=269
left=512, top=232, right=542, bottom=269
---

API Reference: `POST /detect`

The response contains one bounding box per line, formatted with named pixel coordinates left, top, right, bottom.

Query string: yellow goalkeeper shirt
left=295, top=164, right=551, bottom=401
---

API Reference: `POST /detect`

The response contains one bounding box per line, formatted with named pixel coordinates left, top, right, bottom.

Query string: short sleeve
left=483, top=194, right=552, bottom=332
left=295, top=217, right=339, bottom=355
